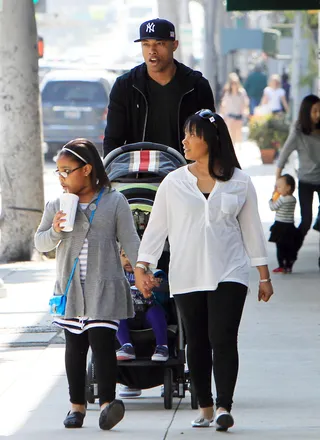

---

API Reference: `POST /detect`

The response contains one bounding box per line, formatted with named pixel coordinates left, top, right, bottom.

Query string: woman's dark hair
left=57, top=138, right=111, bottom=190
left=183, top=112, right=241, bottom=181
left=280, top=173, right=295, bottom=193
left=297, top=94, right=320, bottom=135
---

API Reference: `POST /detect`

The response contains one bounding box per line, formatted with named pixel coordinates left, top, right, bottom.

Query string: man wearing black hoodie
left=103, top=18, right=215, bottom=157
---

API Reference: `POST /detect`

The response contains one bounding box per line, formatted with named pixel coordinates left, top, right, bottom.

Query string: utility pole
left=0, top=0, right=44, bottom=262
left=179, top=0, right=193, bottom=67
left=318, top=11, right=320, bottom=96
left=157, top=0, right=182, bottom=61
left=291, top=11, right=302, bottom=122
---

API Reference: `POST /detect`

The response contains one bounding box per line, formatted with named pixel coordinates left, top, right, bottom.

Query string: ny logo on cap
left=146, top=22, right=155, bottom=33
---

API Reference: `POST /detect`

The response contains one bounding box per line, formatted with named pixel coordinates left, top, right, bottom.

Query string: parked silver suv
left=40, top=70, right=112, bottom=158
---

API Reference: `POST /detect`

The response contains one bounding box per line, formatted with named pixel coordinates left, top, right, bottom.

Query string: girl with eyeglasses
left=34, top=138, right=140, bottom=431
left=134, top=110, right=273, bottom=432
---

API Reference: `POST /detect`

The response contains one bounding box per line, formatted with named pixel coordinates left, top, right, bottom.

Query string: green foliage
left=249, top=115, right=290, bottom=150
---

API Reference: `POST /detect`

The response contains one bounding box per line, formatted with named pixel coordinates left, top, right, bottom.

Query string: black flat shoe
left=63, top=411, right=85, bottom=428
left=99, top=399, right=125, bottom=430
left=215, top=412, right=234, bottom=432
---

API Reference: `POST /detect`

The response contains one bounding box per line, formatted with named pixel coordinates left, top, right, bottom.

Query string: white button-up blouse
left=138, top=166, right=268, bottom=295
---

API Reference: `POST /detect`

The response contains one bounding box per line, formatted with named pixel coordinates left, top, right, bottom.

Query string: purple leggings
left=117, top=304, right=168, bottom=346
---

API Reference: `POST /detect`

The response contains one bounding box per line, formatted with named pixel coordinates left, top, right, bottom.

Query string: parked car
left=40, top=70, right=112, bottom=158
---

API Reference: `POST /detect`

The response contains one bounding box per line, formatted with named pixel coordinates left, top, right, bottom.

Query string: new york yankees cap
left=134, top=18, right=176, bottom=42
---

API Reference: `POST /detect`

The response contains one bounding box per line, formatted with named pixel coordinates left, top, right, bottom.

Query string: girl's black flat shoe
left=63, top=411, right=85, bottom=428
left=99, top=399, right=125, bottom=430
left=214, top=411, right=234, bottom=432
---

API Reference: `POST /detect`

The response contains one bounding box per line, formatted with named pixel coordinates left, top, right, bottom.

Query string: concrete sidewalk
left=1, top=142, right=320, bottom=438
left=1, top=236, right=320, bottom=438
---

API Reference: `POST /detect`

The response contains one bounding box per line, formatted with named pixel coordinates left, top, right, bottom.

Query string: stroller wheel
left=163, top=368, right=173, bottom=410
left=86, top=360, right=96, bottom=404
left=190, top=380, right=198, bottom=410
left=86, top=373, right=95, bottom=404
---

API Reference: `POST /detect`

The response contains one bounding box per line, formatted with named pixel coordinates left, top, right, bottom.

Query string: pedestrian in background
left=220, top=72, right=249, bottom=146
left=269, top=174, right=302, bottom=273
left=34, top=139, right=140, bottom=430
left=281, top=71, right=291, bottom=105
left=103, top=18, right=215, bottom=157
left=276, top=94, right=320, bottom=243
left=134, top=110, right=273, bottom=432
left=244, top=64, right=267, bottom=116
left=261, top=74, right=289, bottom=114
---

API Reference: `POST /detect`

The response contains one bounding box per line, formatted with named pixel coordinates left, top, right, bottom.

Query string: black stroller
left=86, top=142, right=198, bottom=410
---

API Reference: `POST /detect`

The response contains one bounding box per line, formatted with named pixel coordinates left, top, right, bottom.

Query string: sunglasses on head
left=196, top=108, right=216, bottom=122
left=195, top=109, right=220, bottom=142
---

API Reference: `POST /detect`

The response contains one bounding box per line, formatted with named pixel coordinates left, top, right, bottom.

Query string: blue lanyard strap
left=64, top=257, right=79, bottom=295
left=64, top=187, right=105, bottom=296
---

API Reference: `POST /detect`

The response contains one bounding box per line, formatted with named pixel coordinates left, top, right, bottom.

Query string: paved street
left=0, top=142, right=319, bottom=438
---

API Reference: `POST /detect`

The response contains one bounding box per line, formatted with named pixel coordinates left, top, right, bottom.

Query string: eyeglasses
left=196, top=109, right=220, bottom=142
left=54, top=165, right=85, bottom=178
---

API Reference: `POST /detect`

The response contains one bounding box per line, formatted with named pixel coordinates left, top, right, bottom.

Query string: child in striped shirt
left=269, top=174, right=302, bottom=273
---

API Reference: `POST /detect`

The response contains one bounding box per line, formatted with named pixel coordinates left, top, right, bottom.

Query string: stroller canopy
left=104, top=142, right=186, bottom=183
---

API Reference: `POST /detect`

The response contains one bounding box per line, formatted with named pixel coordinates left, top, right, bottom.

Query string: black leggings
left=276, top=242, right=298, bottom=269
left=174, top=282, right=247, bottom=412
left=298, top=181, right=320, bottom=239
left=64, top=327, right=117, bottom=406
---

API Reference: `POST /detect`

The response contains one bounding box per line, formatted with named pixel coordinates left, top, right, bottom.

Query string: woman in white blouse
left=261, top=74, right=289, bottom=114
left=134, top=110, right=273, bottom=432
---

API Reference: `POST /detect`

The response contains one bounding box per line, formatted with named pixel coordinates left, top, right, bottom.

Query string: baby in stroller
left=117, top=247, right=169, bottom=363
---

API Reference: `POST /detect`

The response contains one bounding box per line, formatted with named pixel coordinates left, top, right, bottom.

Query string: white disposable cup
left=59, top=193, right=79, bottom=232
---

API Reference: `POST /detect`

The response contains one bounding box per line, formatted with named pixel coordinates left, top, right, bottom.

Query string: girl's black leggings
left=64, top=327, right=117, bottom=406
left=174, top=282, right=247, bottom=412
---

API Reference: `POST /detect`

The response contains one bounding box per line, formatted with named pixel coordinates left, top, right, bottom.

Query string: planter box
left=260, top=148, right=276, bottom=164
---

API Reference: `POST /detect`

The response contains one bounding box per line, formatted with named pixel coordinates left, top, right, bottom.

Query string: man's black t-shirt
left=145, top=74, right=182, bottom=152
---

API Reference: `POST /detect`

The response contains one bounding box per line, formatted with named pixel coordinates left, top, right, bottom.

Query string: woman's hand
left=52, top=210, right=66, bottom=233
left=134, top=268, right=159, bottom=299
left=258, top=281, right=273, bottom=302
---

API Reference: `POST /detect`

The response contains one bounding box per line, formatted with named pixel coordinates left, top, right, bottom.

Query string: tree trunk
left=203, top=0, right=219, bottom=96
left=0, top=0, right=44, bottom=262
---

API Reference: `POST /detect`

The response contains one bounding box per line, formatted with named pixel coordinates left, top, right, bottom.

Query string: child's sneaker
left=313, top=220, right=320, bottom=232
left=151, top=345, right=169, bottom=362
left=118, top=384, right=141, bottom=398
left=160, top=384, right=179, bottom=397
left=272, top=267, right=285, bottom=273
left=116, top=344, right=136, bottom=361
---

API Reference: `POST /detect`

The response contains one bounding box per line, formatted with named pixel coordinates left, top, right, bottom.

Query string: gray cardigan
left=277, top=129, right=320, bottom=184
left=34, top=188, right=140, bottom=320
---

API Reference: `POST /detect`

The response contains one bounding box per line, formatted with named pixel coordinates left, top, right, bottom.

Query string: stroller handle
left=103, top=142, right=186, bottom=168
